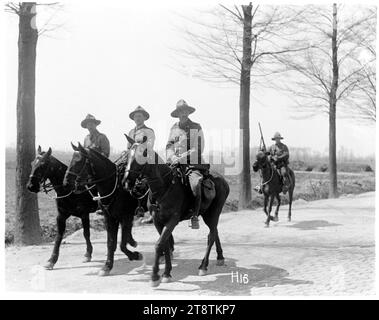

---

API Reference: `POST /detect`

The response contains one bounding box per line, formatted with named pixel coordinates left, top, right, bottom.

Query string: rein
left=73, top=156, right=119, bottom=202
left=90, top=174, right=119, bottom=201
left=30, top=160, right=74, bottom=199
left=259, top=161, right=274, bottom=187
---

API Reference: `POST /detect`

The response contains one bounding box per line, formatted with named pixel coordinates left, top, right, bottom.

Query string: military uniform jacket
left=128, top=124, right=155, bottom=151
left=269, top=142, right=289, bottom=165
left=166, top=119, right=204, bottom=165
left=84, top=130, right=110, bottom=158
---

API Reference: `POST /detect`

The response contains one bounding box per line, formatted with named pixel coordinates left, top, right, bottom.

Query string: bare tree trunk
left=329, top=3, right=338, bottom=198
left=15, top=2, right=41, bottom=245
left=238, top=3, right=252, bottom=209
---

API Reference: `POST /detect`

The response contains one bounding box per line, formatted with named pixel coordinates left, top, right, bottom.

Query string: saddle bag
left=202, top=178, right=216, bottom=201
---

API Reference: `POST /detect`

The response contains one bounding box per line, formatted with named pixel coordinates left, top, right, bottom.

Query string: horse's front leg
left=45, top=213, right=67, bottom=270
left=151, top=217, right=179, bottom=287
left=81, top=215, right=93, bottom=262
left=120, top=217, right=143, bottom=261
left=273, top=194, right=281, bottom=222
left=263, top=195, right=270, bottom=227
left=288, top=187, right=293, bottom=222
left=99, top=215, right=118, bottom=276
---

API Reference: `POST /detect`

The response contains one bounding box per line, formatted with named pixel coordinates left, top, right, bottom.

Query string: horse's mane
left=41, top=151, right=68, bottom=170
left=88, top=148, right=115, bottom=168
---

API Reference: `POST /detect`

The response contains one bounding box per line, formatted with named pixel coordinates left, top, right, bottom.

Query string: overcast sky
left=4, top=0, right=376, bottom=157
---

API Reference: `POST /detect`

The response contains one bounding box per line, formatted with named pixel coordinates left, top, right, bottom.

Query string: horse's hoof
left=264, top=224, right=269, bottom=228
left=151, top=277, right=162, bottom=288
left=288, top=217, right=291, bottom=222
left=216, top=259, right=225, bottom=266
left=273, top=216, right=279, bottom=222
left=98, top=269, right=110, bottom=277
left=136, top=252, right=143, bottom=261
left=130, top=241, right=138, bottom=248
left=198, top=269, right=207, bottom=276
left=44, top=262, right=55, bottom=270
left=83, top=256, right=92, bottom=263
left=162, top=275, right=172, bottom=283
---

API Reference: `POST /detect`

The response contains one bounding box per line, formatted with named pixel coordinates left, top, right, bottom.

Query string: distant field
left=5, top=156, right=375, bottom=245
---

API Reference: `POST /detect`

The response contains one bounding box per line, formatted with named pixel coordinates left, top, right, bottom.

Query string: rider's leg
left=189, top=170, right=203, bottom=230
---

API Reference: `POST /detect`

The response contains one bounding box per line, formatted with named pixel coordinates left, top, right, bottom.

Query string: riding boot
left=190, top=188, right=201, bottom=230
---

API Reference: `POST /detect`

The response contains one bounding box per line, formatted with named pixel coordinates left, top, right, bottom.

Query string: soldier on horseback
left=166, top=99, right=205, bottom=230
left=127, top=106, right=155, bottom=150
left=81, top=114, right=110, bottom=158
left=269, top=132, right=290, bottom=194
left=128, top=106, right=155, bottom=223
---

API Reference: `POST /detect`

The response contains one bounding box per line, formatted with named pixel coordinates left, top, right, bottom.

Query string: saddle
left=172, top=163, right=216, bottom=204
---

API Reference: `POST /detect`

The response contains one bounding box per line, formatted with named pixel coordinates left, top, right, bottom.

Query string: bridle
left=257, top=157, right=274, bottom=187
left=29, top=157, right=74, bottom=199
left=67, top=153, right=119, bottom=201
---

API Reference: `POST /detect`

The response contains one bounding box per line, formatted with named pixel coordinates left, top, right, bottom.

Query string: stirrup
left=254, top=185, right=262, bottom=194
left=95, top=209, right=104, bottom=216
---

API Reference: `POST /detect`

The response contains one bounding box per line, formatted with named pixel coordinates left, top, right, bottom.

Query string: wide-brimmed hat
left=170, top=99, right=196, bottom=118
left=81, top=114, right=101, bottom=128
left=129, top=106, right=150, bottom=120
left=272, top=132, right=284, bottom=140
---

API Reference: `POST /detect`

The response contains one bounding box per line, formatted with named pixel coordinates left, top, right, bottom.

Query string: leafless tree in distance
left=174, top=3, right=308, bottom=208
left=271, top=4, right=376, bottom=198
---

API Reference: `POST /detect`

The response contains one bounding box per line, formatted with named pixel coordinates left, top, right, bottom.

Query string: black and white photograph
left=1, top=0, right=377, bottom=302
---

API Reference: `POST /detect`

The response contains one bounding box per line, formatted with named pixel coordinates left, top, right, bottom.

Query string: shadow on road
left=287, top=220, right=341, bottom=231
left=127, top=256, right=313, bottom=295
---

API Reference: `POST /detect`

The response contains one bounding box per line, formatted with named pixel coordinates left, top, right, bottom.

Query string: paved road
left=6, top=192, right=375, bottom=296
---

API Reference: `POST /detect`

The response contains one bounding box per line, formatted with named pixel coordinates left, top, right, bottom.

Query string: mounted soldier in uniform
left=127, top=106, right=155, bottom=150
left=81, top=114, right=110, bottom=158
left=268, top=132, right=290, bottom=194
left=81, top=114, right=110, bottom=215
left=166, top=99, right=207, bottom=230
left=127, top=106, right=155, bottom=223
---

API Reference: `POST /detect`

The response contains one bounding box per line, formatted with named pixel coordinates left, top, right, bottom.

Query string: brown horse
left=122, top=135, right=230, bottom=287
left=252, top=151, right=295, bottom=227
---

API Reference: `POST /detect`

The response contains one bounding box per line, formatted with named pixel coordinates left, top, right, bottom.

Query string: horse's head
left=252, top=150, right=270, bottom=172
left=122, top=134, right=149, bottom=191
left=27, top=146, right=52, bottom=193
left=63, top=142, right=93, bottom=191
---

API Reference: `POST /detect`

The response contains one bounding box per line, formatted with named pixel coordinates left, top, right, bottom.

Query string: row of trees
left=176, top=3, right=376, bottom=206
left=6, top=3, right=376, bottom=244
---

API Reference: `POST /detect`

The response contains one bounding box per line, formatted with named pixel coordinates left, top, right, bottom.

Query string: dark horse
left=63, top=143, right=142, bottom=276
left=252, top=151, right=295, bottom=227
left=122, top=135, right=230, bottom=287
left=27, top=146, right=97, bottom=270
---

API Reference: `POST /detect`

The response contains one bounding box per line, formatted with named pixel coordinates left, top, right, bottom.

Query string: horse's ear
left=124, top=134, right=135, bottom=146
left=46, top=147, right=52, bottom=157
left=71, top=142, right=79, bottom=152
left=78, top=142, right=89, bottom=156
left=37, top=145, right=42, bottom=154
